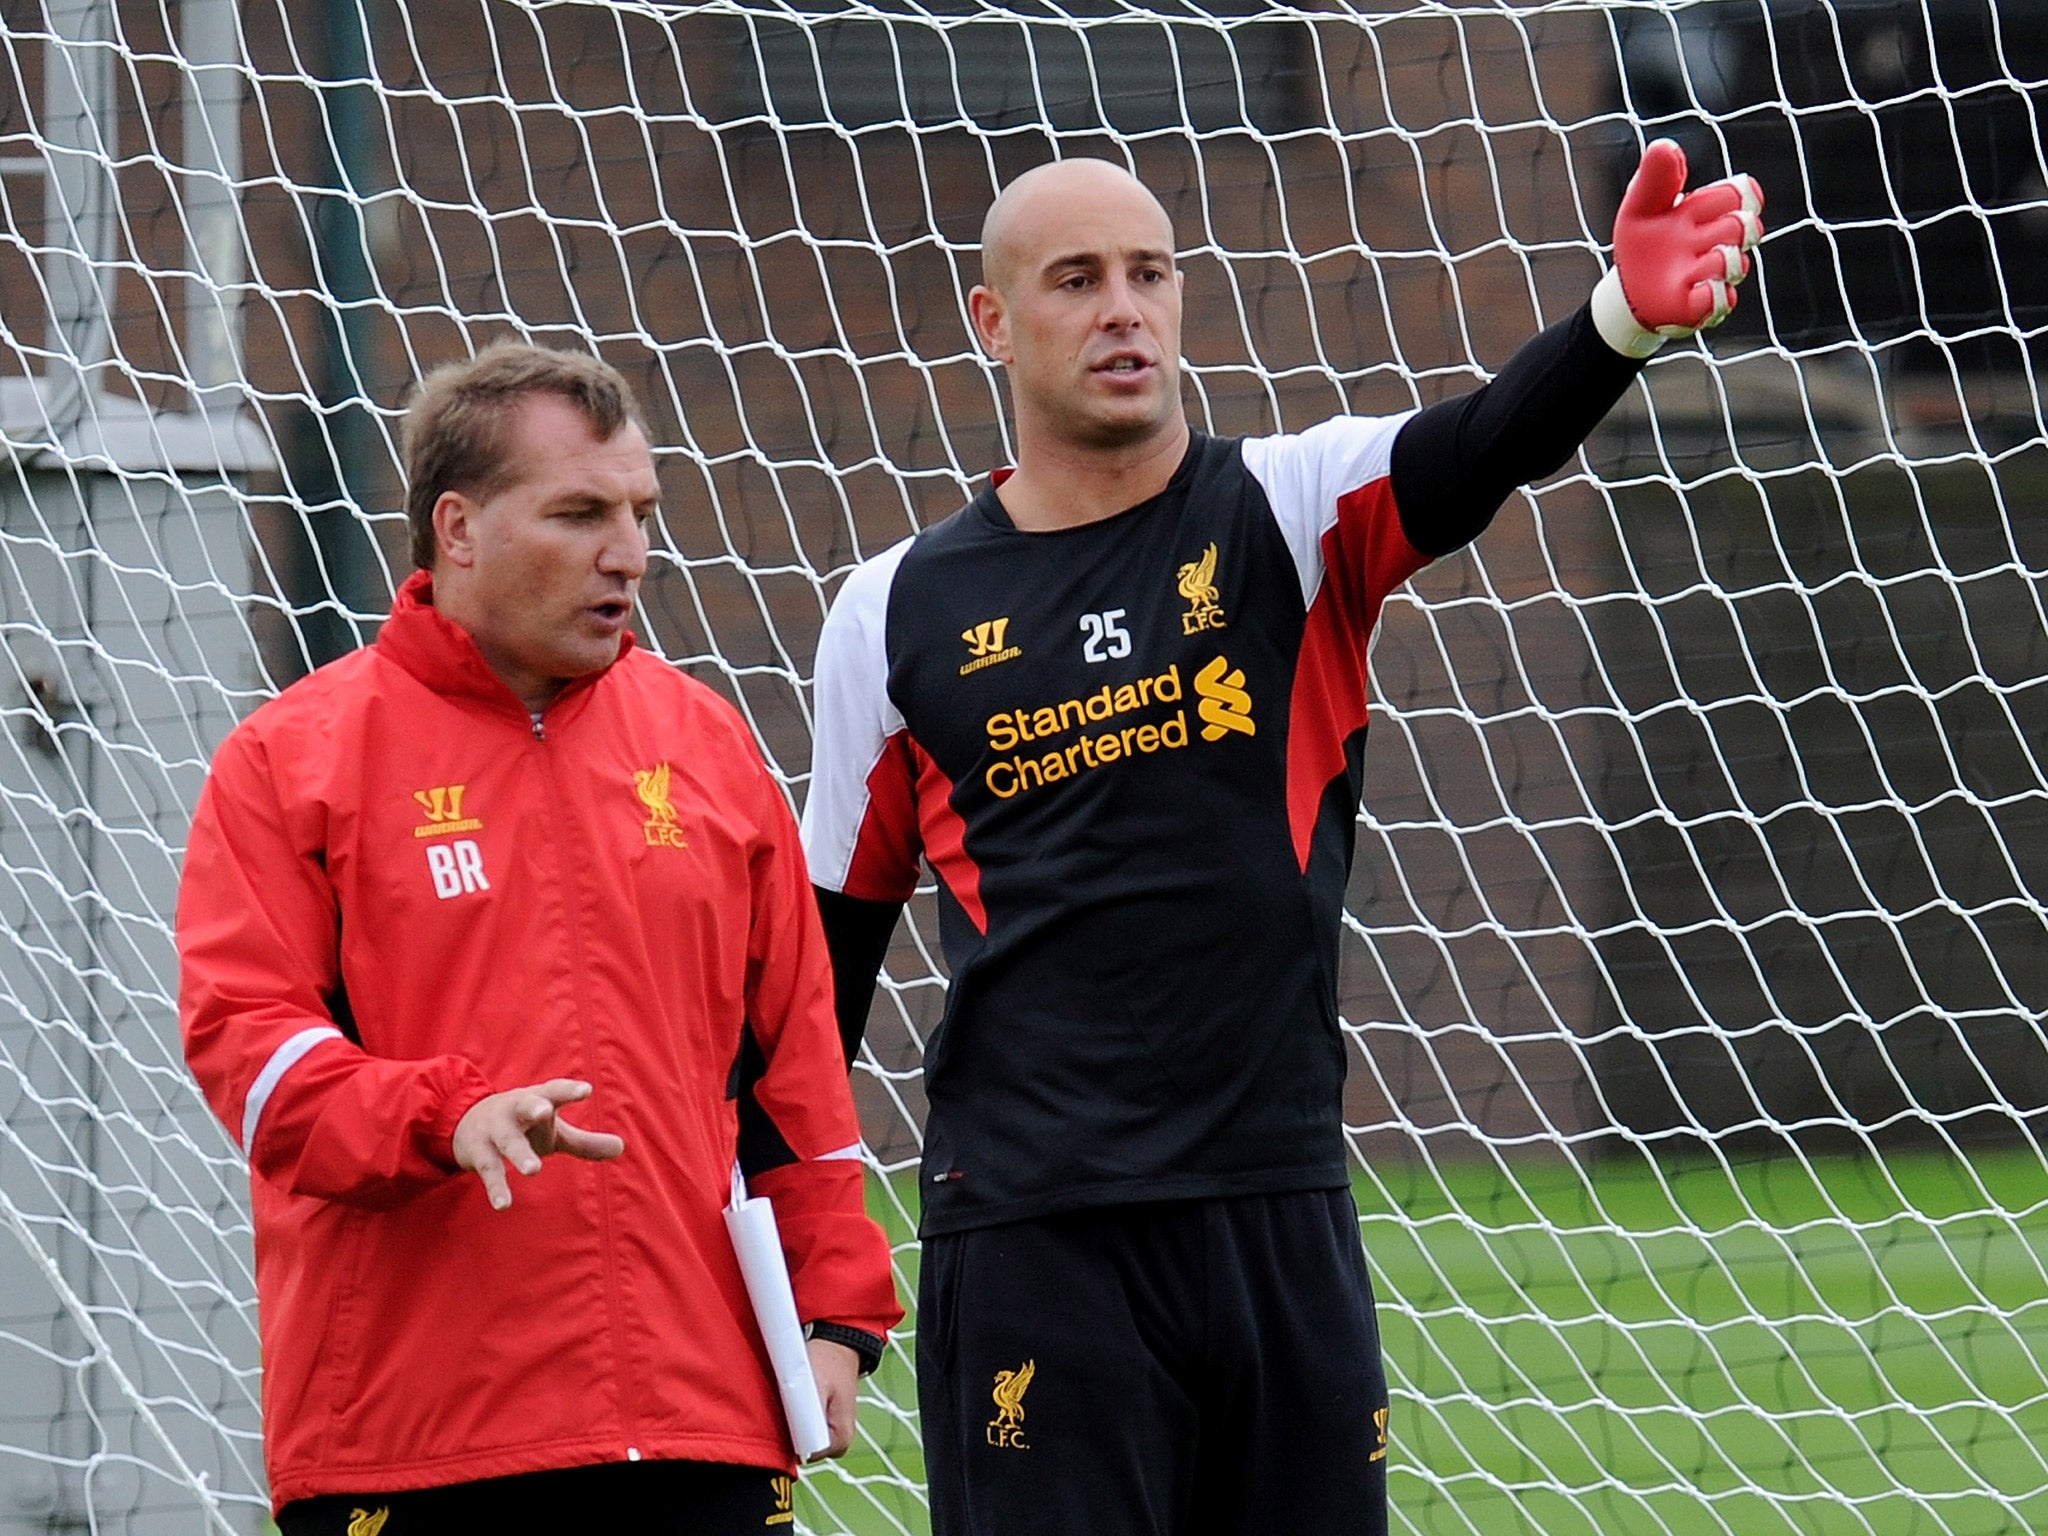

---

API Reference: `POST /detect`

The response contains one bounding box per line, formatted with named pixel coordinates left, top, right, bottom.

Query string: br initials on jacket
left=412, top=784, right=489, bottom=900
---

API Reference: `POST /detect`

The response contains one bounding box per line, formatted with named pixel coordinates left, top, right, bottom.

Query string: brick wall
left=1, top=1, right=1849, bottom=1164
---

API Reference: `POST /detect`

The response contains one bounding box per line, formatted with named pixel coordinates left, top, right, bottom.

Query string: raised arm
left=1394, top=138, right=1765, bottom=558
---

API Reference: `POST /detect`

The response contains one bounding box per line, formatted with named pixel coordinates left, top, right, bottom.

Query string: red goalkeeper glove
left=1592, top=138, right=1765, bottom=358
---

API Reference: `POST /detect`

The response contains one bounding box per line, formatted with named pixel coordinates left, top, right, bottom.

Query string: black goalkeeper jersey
left=801, top=304, right=1642, bottom=1236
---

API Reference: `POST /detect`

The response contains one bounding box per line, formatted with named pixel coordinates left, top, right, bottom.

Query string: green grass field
left=800, top=1148, right=2048, bottom=1536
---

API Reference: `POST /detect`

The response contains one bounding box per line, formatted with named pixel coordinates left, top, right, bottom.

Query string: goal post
left=0, top=3, right=2042, bottom=1534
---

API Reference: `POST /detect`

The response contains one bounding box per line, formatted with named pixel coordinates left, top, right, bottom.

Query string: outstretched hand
left=453, top=1078, right=625, bottom=1210
left=1595, top=138, right=1765, bottom=357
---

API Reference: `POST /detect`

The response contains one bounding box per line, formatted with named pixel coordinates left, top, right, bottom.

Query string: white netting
left=0, top=2, right=2043, bottom=1533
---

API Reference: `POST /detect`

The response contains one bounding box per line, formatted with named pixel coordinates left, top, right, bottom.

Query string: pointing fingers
left=552, top=1120, right=628, bottom=1162
left=472, top=1148, right=514, bottom=1212
left=498, top=1120, right=545, bottom=1178
left=453, top=1079, right=626, bottom=1210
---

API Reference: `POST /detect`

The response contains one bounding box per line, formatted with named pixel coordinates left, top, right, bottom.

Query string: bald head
left=979, top=159, right=1175, bottom=296
left=966, top=156, right=1188, bottom=470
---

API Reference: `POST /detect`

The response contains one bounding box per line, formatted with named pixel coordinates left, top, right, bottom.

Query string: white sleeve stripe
left=805, top=731, right=892, bottom=893
left=240, top=1026, right=345, bottom=1153
left=814, top=1142, right=864, bottom=1162
left=802, top=537, right=914, bottom=891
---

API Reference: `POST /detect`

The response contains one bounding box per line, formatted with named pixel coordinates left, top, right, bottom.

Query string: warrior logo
left=961, top=616, right=1022, bottom=675
left=412, top=784, right=482, bottom=838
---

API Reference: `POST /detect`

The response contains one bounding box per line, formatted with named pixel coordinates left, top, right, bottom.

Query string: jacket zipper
left=528, top=712, right=641, bottom=1458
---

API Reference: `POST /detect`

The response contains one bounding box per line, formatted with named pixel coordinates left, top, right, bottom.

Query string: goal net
left=1, top=1, right=2042, bottom=1532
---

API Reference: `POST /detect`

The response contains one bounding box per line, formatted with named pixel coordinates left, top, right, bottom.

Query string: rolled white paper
left=725, top=1164, right=832, bottom=1460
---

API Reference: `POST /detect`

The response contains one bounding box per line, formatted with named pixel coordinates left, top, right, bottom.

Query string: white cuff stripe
left=240, top=1026, right=345, bottom=1152
left=814, top=1142, right=863, bottom=1162
left=1590, top=267, right=1666, bottom=358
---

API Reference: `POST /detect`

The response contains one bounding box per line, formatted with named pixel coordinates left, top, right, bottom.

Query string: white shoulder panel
left=1239, top=411, right=1414, bottom=607
left=801, top=537, right=913, bottom=893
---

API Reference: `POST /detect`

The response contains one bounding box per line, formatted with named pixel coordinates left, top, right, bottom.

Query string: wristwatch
left=803, top=1320, right=886, bottom=1376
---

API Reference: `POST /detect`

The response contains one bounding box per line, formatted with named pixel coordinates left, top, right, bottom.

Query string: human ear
left=968, top=284, right=1012, bottom=365
left=433, top=490, right=481, bottom=570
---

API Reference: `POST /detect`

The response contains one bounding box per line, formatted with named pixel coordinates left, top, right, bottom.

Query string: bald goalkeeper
left=803, top=146, right=1765, bottom=1536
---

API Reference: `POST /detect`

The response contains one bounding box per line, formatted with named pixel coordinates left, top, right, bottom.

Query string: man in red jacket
left=178, top=342, right=901, bottom=1532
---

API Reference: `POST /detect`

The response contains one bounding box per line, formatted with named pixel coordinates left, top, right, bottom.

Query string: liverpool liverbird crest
left=1177, top=543, right=1226, bottom=634
left=986, top=1358, right=1036, bottom=1449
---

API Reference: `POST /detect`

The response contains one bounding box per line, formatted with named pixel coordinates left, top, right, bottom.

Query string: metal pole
left=40, top=0, right=114, bottom=436
left=285, top=0, right=380, bottom=670
left=33, top=8, right=114, bottom=1527
left=180, top=0, right=246, bottom=406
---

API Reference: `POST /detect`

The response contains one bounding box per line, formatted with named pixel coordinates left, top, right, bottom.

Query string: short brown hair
left=401, top=340, right=647, bottom=570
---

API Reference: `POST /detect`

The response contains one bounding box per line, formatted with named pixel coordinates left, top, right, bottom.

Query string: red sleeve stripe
left=1285, top=476, right=1432, bottom=870
left=1240, top=413, right=1413, bottom=610
left=911, top=738, right=987, bottom=935
left=841, top=730, right=924, bottom=903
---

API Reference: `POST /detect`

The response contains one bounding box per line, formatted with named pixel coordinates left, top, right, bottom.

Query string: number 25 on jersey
left=1079, top=608, right=1131, bottom=664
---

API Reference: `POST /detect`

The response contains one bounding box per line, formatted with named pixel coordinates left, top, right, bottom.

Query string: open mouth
left=590, top=597, right=633, bottom=625
left=1094, top=354, right=1152, bottom=377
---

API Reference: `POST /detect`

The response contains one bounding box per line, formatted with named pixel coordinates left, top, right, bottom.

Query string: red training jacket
left=178, top=572, right=901, bottom=1508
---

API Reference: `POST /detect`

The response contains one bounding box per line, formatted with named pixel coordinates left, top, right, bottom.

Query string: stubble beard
left=1033, top=367, right=1182, bottom=454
